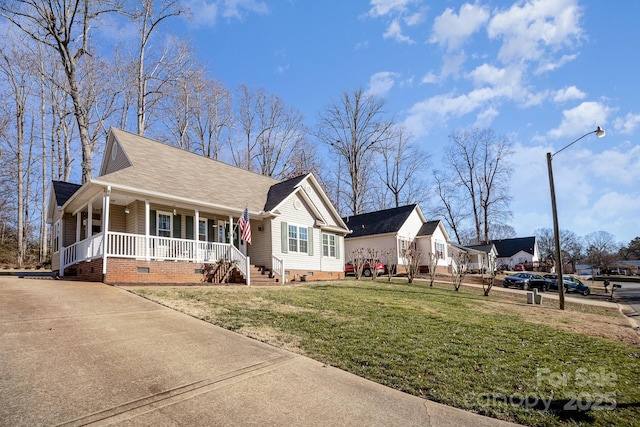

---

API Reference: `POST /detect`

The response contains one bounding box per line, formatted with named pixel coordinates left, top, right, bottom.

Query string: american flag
left=239, top=206, right=252, bottom=245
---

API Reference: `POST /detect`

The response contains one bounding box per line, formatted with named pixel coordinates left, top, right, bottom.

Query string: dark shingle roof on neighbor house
left=489, top=237, right=536, bottom=257
left=342, top=205, right=417, bottom=238
left=467, top=243, right=497, bottom=255
left=52, top=181, right=82, bottom=206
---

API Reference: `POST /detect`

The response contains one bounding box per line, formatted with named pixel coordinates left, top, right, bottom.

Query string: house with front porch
left=490, top=236, right=539, bottom=270
left=342, top=205, right=451, bottom=274
left=47, top=128, right=350, bottom=285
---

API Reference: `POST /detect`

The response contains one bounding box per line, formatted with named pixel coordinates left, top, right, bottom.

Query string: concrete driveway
left=0, top=277, right=519, bottom=426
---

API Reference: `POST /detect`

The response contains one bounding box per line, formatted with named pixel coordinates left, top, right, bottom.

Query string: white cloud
left=367, top=0, right=415, bottom=17
left=488, top=0, right=583, bottom=65
left=475, top=107, right=499, bottom=127
left=440, top=53, right=466, bottom=78
left=430, top=3, right=490, bottom=51
left=553, top=85, right=586, bottom=103
left=185, top=0, right=268, bottom=25
left=383, top=19, right=414, bottom=44
left=548, top=101, right=611, bottom=139
left=614, top=112, right=640, bottom=135
left=367, top=71, right=400, bottom=97
left=421, top=72, right=438, bottom=84
left=222, top=0, right=269, bottom=19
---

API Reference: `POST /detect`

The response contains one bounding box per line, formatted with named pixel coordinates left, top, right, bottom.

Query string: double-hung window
left=157, top=212, right=172, bottom=237
left=53, top=220, right=61, bottom=253
left=288, top=224, right=308, bottom=253
left=198, top=219, right=207, bottom=241
left=322, top=233, right=336, bottom=257
left=436, top=242, right=445, bottom=259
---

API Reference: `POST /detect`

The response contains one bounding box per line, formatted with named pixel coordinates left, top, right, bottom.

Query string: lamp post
left=547, top=126, right=605, bottom=310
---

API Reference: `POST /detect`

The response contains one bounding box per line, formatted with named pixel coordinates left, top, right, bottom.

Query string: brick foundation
left=60, top=258, right=344, bottom=285
left=285, top=269, right=344, bottom=283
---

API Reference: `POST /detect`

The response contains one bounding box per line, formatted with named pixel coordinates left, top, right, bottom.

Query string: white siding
left=248, top=219, right=271, bottom=267
left=397, top=208, right=424, bottom=241
left=344, top=234, right=398, bottom=263
left=304, top=179, right=342, bottom=228
left=273, top=192, right=320, bottom=271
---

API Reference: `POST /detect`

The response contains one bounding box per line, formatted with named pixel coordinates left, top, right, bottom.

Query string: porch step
left=231, top=265, right=282, bottom=286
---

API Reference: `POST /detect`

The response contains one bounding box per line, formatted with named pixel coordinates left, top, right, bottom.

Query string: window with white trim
left=288, top=224, right=308, bottom=253
left=436, top=242, right=445, bottom=259
left=157, top=212, right=172, bottom=237
left=322, top=233, right=336, bottom=257
left=198, top=219, right=207, bottom=241
left=53, top=220, right=61, bottom=253
left=399, top=239, right=408, bottom=256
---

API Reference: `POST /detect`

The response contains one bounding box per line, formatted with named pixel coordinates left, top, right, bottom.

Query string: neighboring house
left=342, top=204, right=450, bottom=273
left=465, top=243, right=499, bottom=273
left=490, top=237, right=539, bottom=270
left=46, top=128, right=350, bottom=285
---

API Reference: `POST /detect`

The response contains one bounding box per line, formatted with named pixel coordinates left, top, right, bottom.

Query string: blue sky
left=172, top=0, right=639, bottom=245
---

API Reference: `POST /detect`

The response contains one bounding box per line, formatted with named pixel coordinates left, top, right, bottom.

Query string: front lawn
left=130, top=280, right=640, bottom=426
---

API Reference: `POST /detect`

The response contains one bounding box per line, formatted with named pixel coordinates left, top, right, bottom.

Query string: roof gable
left=490, top=237, right=536, bottom=258
left=95, top=128, right=280, bottom=215
left=343, top=205, right=418, bottom=238
left=264, top=175, right=307, bottom=212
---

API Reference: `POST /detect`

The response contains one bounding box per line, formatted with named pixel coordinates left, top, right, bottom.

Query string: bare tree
left=584, top=231, right=618, bottom=274
left=0, top=43, right=32, bottom=267
left=430, top=170, right=467, bottom=244
left=0, top=0, right=121, bottom=183
left=189, top=77, right=233, bottom=160
left=348, top=247, right=367, bottom=280
left=426, top=250, right=439, bottom=287
left=316, top=88, right=395, bottom=215
left=481, top=254, right=496, bottom=296
left=376, top=124, right=430, bottom=208
left=365, top=247, right=380, bottom=280
left=450, top=250, right=468, bottom=291
left=121, top=0, right=183, bottom=136
left=404, top=248, right=422, bottom=284
left=442, top=128, right=513, bottom=244
left=380, top=248, right=396, bottom=282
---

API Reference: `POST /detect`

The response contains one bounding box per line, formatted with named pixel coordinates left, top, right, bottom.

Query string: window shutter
left=308, top=227, right=314, bottom=256
left=149, top=210, right=156, bottom=235
left=174, top=214, right=182, bottom=238
left=186, top=216, right=194, bottom=240
left=336, top=236, right=341, bottom=259
left=208, top=219, right=215, bottom=242
left=281, top=222, right=288, bottom=253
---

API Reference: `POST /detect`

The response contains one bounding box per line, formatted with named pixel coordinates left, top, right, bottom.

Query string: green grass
left=132, top=280, right=640, bottom=426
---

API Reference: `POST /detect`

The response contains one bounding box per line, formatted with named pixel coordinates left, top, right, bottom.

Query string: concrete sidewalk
left=0, top=277, right=520, bottom=426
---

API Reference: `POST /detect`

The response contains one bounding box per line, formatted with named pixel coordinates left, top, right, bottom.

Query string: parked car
left=503, top=272, right=550, bottom=291
left=514, top=264, right=526, bottom=271
left=545, top=275, right=591, bottom=296
left=345, top=261, right=385, bottom=277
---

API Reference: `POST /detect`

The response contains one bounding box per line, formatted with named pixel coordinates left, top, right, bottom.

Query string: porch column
left=145, top=200, right=150, bottom=261
left=194, top=209, right=200, bottom=262
left=87, top=203, right=93, bottom=236
left=76, top=212, right=81, bottom=243
left=102, top=187, right=111, bottom=281
left=229, top=215, right=234, bottom=247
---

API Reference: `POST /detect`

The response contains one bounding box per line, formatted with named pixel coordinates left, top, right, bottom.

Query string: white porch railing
left=62, top=232, right=250, bottom=283
left=61, top=232, right=104, bottom=271
left=272, top=255, right=285, bottom=283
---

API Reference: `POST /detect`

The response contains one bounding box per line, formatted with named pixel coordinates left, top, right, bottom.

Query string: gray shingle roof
left=52, top=181, right=82, bottom=206
left=342, top=205, right=417, bottom=238
left=99, top=128, right=280, bottom=213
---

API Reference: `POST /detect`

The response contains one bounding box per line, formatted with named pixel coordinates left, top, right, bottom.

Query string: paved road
left=0, top=277, right=519, bottom=427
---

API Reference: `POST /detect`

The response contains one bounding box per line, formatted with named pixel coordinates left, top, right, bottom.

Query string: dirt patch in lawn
left=472, top=299, right=640, bottom=346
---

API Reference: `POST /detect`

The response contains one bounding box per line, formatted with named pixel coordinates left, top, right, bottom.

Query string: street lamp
left=547, top=126, right=605, bottom=310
